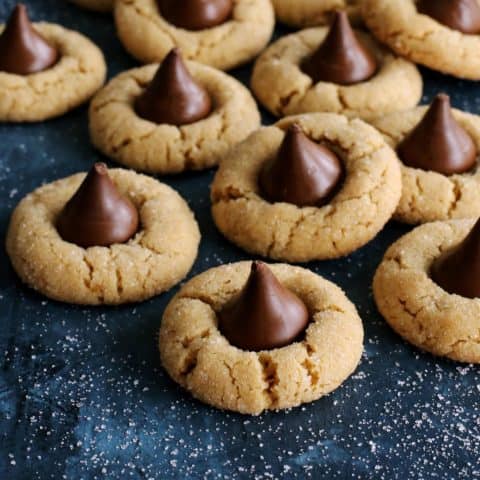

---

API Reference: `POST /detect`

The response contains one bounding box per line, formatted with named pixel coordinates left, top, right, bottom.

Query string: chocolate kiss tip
left=134, top=48, right=212, bottom=126
left=0, top=3, right=59, bottom=75
left=218, top=262, right=309, bottom=352
left=157, top=0, right=233, bottom=31
left=302, top=10, right=377, bottom=85
left=398, top=93, right=477, bottom=175
left=259, top=123, right=344, bottom=207
left=417, top=0, right=480, bottom=35
left=431, top=218, right=480, bottom=298
left=288, top=123, right=302, bottom=133
left=93, top=162, right=108, bottom=175
left=56, top=163, right=139, bottom=248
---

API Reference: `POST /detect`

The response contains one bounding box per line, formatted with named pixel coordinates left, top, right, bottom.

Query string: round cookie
left=114, top=0, right=275, bottom=71
left=251, top=26, right=422, bottom=119
left=361, top=0, right=480, bottom=80
left=89, top=62, right=261, bottom=174
left=6, top=168, right=200, bottom=305
left=272, top=0, right=362, bottom=28
left=373, top=219, right=480, bottom=363
left=159, top=261, right=364, bottom=415
left=370, top=105, right=480, bottom=225
left=211, top=113, right=402, bottom=262
left=0, top=22, right=106, bottom=122
left=69, top=0, right=113, bottom=12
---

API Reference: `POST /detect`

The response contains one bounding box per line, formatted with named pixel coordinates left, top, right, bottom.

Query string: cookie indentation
left=211, top=113, right=402, bottom=262
left=159, top=262, right=364, bottom=414
left=373, top=219, right=480, bottom=363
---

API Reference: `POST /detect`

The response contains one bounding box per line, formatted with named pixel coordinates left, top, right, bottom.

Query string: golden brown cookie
left=159, top=261, right=364, bottom=415
left=0, top=23, right=106, bottom=122
left=370, top=106, right=480, bottom=225
left=251, top=26, right=422, bottom=119
left=70, top=0, right=113, bottom=12
left=89, top=62, right=261, bottom=174
left=373, top=219, right=480, bottom=363
left=114, top=0, right=274, bottom=71
left=211, top=113, right=402, bottom=262
left=272, top=0, right=362, bottom=28
left=361, top=0, right=480, bottom=80
left=6, top=168, right=200, bottom=305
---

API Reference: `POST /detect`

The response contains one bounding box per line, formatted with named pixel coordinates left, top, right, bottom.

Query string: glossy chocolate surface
left=398, top=94, right=477, bottom=175
left=57, top=163, right=139, bottom=248
left=0, top=3, right=59, bottom=75
left=157, top=0, right=233, bottom=30
left=218, top=262, right=310, bottom=351
left=302, top=10, right=377, bottom=85
left=135, top=48, right=212, bottom=126
left=260, top=124, right=344, bottom=207
left=417, top=0, right=480, bottom=34
left=431, top=218, right=480, bottom=298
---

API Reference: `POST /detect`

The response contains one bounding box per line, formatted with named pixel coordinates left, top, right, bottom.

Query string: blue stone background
left=1, top=1, right=480, bottom=478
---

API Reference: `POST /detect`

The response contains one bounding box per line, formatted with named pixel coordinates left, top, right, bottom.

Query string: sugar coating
left=374, top=219, right=480, bottom=362
left=211, top=113, right=402, bottom=262
left=89, top=62, right=261, bottom=174
left=114, top=0, right=275, bottom=70
left=272, top=0, right=362, bottom=28
left=0, top=22, right=106, bottom=122
left=362, top=0, right=480, bottom=80
left=370, top=106, right=480, bottom=224
left=6, top=169, right=201, bottom=305
left=251, top=27, right=422, bottom=119
left=2, top=3, right=480, bottom=477
left=159, top=261, right=364, bottom=415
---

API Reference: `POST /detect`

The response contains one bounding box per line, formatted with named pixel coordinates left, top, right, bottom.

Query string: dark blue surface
left=1, top=2, right=480, bottom=479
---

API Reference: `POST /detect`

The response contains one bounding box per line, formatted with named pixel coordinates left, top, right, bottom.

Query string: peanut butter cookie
left=373, top=219, right=480, bottom=363
left=0, top=22, right=106, bottom=122
left=6, top=168, right=200, bottom=305
left=114, top=0, right=274, bottom=70
left=211, top=113, right=402, bottom=262
left=361, top=0, right=480, bottom=80
left=272, top=0, right=362, bottom=28
left=370, top=102, right=480, bottom=225
left=251, top=26, right=422, bottom=119
left=89, top=61, right=260, bottom=174
left=159, top=261, right=364, bottom=415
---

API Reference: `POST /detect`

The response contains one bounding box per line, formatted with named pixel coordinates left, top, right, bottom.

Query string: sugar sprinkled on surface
left=1, top=1, right=480, bottom=478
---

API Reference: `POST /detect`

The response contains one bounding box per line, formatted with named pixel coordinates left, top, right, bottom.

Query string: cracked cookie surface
left=272, top=0, right=362, bottom=28
left=114, top=0, right=274, bottom=71
left=211, top=113, right=402, bottom=262
left=70, top=0, right=113, bottom=12
left=250, top=26, right=422, bottom=119
left=159, top=261, right=364, bottom=415
left=373, top=219, right=480, bottom=363
left=6, top=168, right=200, bottom=305
left=89, top=62, right=261, bottom=174
left=370, top=106, right=480, bottom=225
left=361, top=0, right=480, bottom=80
left=0, top=23, right=106, bottom=122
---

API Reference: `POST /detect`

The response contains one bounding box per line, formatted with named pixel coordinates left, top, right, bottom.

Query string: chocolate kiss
left=218, top=262, right=310, bottom=351
left=0, top=4, right=59, bottom=75
left=157, top=0, right=233, bottom=31
left=302, top=10, right=377, bottom=85
left=57, top=163, right=139, bottom=248
left=259, top=124, right=344, bottom=207
left=431, top=218, right=480, bottom=298
left=135, top=48, right=212, bottom=126
left=417, top=0, right=480, bottom=35
left=398, top=94, right=477, bottom=175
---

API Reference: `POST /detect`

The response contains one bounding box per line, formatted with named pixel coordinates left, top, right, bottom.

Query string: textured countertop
left=1, top=1, right=479, bottom=479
